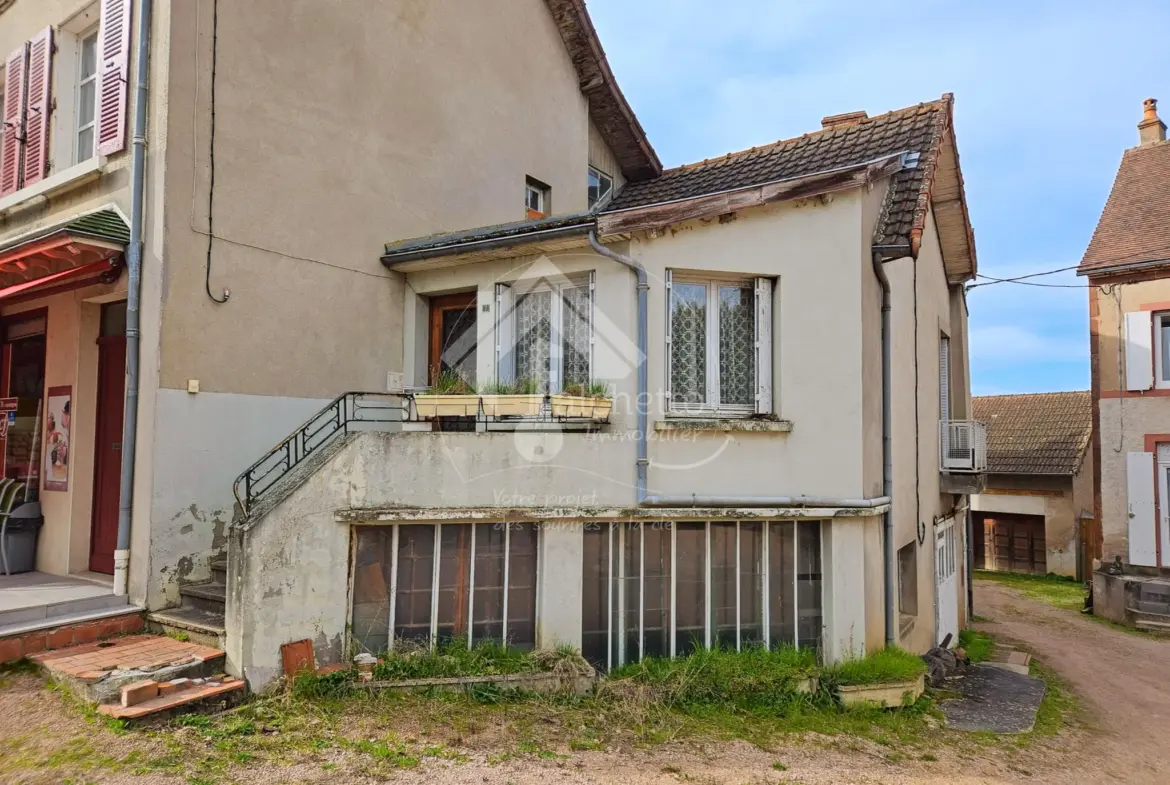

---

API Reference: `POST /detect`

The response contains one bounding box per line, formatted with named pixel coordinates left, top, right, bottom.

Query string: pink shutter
left=95, top=0, right=131, bottom=156
left=0, top=45, right=27, bottom=196
left=21, top=28, right=52, bottom=187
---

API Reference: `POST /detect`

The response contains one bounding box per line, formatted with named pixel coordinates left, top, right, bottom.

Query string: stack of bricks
left=0, top=612, right=143, bottom=664
left=100, top=672, right=246, bottom=719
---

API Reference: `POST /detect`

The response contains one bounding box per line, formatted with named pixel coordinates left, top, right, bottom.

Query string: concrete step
left=0, top=591, right=128, bottom=630
left=1136, top=616, right=1170, bottom=631
left=1137, top=600, right=1170, bottom=615
left=147, top=607, right=227, bottom=651
left=179, top=582, right=226, bottom=614
left=30, top=633, right=228, bottom=704
left=210, top=557, right=227, bottom=585
left=98, top=676, right=246, bottom=722
left=1137, top=580, right=1170, bottom=601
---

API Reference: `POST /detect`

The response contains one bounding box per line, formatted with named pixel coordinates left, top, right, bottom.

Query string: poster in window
left=43, top=386, right=71, bottom=492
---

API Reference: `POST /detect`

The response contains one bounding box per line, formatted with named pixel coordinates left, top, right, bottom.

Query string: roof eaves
left=0, top=207, right=129, bottom=256
left=382, top=213, right=598, bottom=266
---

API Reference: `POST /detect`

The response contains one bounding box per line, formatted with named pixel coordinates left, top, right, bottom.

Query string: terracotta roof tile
left=1078, top=140, right=1170, bottom=274
left=973, top=392, right=1092, bottom=475
left=607, top=97, right=952, bottom=251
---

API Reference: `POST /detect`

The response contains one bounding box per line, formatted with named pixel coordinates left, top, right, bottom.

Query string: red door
left=89, top=335, right=125, bottom=574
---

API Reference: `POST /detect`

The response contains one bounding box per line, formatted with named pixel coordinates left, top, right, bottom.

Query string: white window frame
left=666, top=270, right=773, bottom=417
left=1155, top=312, right=1170, bottom=389
left=50, top=2, right=102, bottom=172
left=74, top=28, right=98, bottom=165
left=525, top=182, right=545, bottom=216
left=497, top=272, right=595, bottom=392
left=588, top=165, right=613, bottom=208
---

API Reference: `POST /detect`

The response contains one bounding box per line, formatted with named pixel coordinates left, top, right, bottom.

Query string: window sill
left=655, top=417, right=793, bottom=434
left=0, top=157, right=105, bottom=217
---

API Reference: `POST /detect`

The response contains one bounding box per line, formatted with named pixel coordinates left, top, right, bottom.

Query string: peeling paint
left=180, top=524, right=194, bottom=535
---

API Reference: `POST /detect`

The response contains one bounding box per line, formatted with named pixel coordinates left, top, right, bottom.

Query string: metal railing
left=940, top=420, right=987, bottom=473
left=233, top=392, right=406, bottom=517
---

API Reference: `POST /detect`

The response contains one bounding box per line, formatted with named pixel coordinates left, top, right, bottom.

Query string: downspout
left=872, top=251, right=896, bottom=646
left=113, top=0, right=152, bottom=597
left=587, top=229, right=890, bottom=510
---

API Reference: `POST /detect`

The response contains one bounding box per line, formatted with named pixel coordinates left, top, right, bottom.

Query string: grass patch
left=369, top=640, right=589, bottom=682
left=823, top=647, right=926, bottom=686
left=957, top=629, right=993, bottom=663
left=1029, top=661, right=1082, bottom=737
left=974, top=570, right=1084, bottom=611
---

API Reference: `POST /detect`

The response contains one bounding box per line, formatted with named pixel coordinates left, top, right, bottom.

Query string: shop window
left=581, top=520, right=823, bottom=670
left=0, top=313, right=46, bottom=498
left=351, top=522, right=539, bottom=654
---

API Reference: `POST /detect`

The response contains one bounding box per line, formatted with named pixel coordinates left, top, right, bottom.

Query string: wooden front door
left=89, top=307, right=127, bottom=574
left=428, top=293, right=477, bottom=386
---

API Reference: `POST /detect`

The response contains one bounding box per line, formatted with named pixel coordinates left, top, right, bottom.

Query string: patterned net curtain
left=670, top=283, right=708, bottom=405
left=561, top=284, right=591, bottom=388
left=719, top=284, right=755, bottom=406
left=515, top=291, right=552, bottom=391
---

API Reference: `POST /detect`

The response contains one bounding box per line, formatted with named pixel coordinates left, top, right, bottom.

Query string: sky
left=588, top=0, right=1170, bottom=396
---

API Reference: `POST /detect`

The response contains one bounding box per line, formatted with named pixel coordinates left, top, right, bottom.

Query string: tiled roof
left=0, top=208, right=129, bottom=256
left=1078, top=140, right=1170, bottom=275
left=973, top=392, right=1092, bottom=475
left=607, top=96, right=951, bottom=251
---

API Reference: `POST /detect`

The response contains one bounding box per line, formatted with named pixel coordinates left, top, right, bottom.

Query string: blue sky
left=588, top=0, right=1170, bottom=395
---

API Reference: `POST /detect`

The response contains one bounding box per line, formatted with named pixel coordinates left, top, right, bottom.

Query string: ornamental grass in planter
left=476, top=378, right=546, bottom=417
left=823, top=647, right=928, bottom=708
left=551, top=381, right=613, bottom=420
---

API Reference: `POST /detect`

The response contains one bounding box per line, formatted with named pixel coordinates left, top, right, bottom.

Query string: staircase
left=147, top=554, right=227, bottom=649
left=1127, top=579, right=1170, bottom=631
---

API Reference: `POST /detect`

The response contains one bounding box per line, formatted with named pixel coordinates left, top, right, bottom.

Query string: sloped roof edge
left=544, top=0, right=661, bottom=181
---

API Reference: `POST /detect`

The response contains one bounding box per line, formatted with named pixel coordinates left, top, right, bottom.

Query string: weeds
left=958, top=629, right=993, bottom=663
left=822, top=647, right=926, bottom=686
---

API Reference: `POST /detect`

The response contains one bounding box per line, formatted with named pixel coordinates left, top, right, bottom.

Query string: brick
left=46, top=628, right=75, bottom=649
left=121, top=680, right=159, bottom=707
left=280, top=639, right=315, bottom=678
left=0, top=638, right=23, bottom=664
left=157, top=678, right=192, bottom=696
left=95, top=620, right=123, bottom=640
left=21, top=633, right=47, bottom=655
left=73, top=625, right=100, bottom=645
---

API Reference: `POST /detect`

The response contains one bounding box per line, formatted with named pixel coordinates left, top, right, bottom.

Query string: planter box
left=837, top=674, right=925, bottom=708
left=359, top=670, right=595, bottom=696
left=482, top=394, right=545, bottom=417
left=549, top=395, right=613, bottom=420
left=413, top=395, right=481, bottom=418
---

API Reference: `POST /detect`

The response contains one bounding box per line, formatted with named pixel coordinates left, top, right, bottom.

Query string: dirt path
left=975, top=580, right=1170, bottom=784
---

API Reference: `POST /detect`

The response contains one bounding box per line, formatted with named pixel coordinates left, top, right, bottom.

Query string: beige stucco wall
left=0, top=0, right=168, bottom=595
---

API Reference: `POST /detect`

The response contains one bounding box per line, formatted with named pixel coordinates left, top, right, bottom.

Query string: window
left=588, top=166, right=613, bottom=208
left=496, top=274, right=593, bottom=393
left=75, top=30, right=98, bottom=164
left=525, top=178, right=549, bottom=219
left=897, top=542, right=918, bottom=618
left=1155, top=312, right=1170, bottom=389
left=939, top=334, right=950, bottom=421
left=666, top=272, right=772, bottom=416
left=351, top=523, right=540, bottom=654
left=581, top=520, right=823, bottom=670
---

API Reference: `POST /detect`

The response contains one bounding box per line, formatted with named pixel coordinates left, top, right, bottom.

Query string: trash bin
left=1, top=502, right=43, bottom=575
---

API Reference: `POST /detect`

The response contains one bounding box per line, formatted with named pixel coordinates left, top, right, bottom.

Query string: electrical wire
left=204, top=0, right=228, bottom=304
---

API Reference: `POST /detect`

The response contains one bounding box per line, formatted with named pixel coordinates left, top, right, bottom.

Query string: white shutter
left=754, top=277, right=773, bottom=414
left=1125, top=311, right=1154, bottom=392
left=588, top=270, right=596, bottom=383
left=495, top=283, right=514, bottom=384
left=1127, top=451, right=1158, bottom=567
left=939, top=335, right=951, bottom=422
left=664, top=269, right=673, bottom=404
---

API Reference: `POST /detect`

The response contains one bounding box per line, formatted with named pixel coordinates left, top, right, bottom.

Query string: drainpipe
left=587, top=229, right=892, bottom=511
left=872, top=252, right=896, bottom=646
left=113, top=0, right=152, bottom=597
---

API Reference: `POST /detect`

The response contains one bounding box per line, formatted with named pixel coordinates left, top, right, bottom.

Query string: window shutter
left=21, top=27, right=52, bottom=188
left=495, top=283, right=514, bottom=384
left=0, top=44, right=28, bottom=197
left=939, top=335, right=951, bottom=422
left=95, top=0, right=132, bottom=156
left=664, top=269, right=673, bottom=404
left=1125, top=311, right=1154, bottom=392
left=1127, top=451, right=1158, bottom=567
left=754, top=277, right=773, bottom=414
left=587, top=270, right=596, bottom=383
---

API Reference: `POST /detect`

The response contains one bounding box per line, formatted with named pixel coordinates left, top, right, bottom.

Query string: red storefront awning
left=0, top=209, right=128, bottom=303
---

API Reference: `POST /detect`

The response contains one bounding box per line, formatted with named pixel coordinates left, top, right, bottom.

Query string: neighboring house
left=228, top=47, right=982, bottom=686
left=970, top=392, right=1094, bottom=579
left=1079, top=97, right=1170, bottom=627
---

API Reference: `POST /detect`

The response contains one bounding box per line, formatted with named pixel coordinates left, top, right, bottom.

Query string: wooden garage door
left=974, top=513, right=1047, bottom=575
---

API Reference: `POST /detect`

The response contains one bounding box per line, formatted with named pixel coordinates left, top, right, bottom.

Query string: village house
left=0, top=0, right=983, bottom=686
left=970, top=392, right=1094, bottom=579
left=1080, top=97, right=1170, bottom=627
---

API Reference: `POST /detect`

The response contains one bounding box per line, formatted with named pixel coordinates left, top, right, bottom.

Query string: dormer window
left=525, top=178, right=549, bottom=220
left=588, top=166, right=613, bottom=208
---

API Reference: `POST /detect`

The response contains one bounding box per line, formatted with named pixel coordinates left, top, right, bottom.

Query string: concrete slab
left=940, top=663, right=1046, bottom=733
left=0, top=572, right=111, bottom=612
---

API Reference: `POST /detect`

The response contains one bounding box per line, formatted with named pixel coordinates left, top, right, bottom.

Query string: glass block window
left=351, top=523, right=539, bottom=654
left=501, top=275, right=593, bottom=393
left=667, top=273, right=772, bottom=415
left=581, top=520, right=823, bottom=670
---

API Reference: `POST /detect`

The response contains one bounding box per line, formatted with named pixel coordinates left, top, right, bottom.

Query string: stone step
left=1137, top=580, right=1170, bottom=601
left=1137, top=600, right=1170, bottom=616
left=146, top=607, right=227, bottom=651
left=179, top=581, right=226, bottom=614
left=98, top=676, right=246, bottom=722
left=210, top=557, right=227, bottom=585
left=1136, top=616, right=1170, bottom=631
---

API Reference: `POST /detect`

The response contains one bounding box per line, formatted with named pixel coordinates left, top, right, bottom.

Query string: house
left=970, top=392, right=1094, bottom=579
left=1079, top=97, right=1170, bottom=626
left=0, top=0, right=982, bottom=682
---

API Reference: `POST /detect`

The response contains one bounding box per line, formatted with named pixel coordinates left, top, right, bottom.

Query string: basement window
left=581, top=520, right=823, bottom=670
left=351, top=523, right=539, bottom=653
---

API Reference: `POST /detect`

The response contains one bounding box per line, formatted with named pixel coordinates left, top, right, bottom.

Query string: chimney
left=821, top=110, right=868, bottom=130
left=1139, top=98, right=1166, bottom=145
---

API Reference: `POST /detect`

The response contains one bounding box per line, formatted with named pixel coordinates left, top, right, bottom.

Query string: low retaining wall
left=357, top=670, right=596, bottom=696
